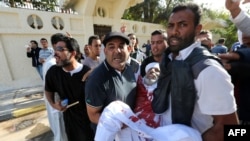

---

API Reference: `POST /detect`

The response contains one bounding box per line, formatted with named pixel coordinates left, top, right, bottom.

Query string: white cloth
left=231, top=9, right=250, bottom=36
left=95, top=101, right=202, bottom=141
left=136, top=50, right=146, bottom=63
left=164, top=42, right=237, bottom=133
left=43, top=55, right=68, bottom=141
left=99, top=44, right=105, bottom=62
left=145, top=62, right=159, bottom=73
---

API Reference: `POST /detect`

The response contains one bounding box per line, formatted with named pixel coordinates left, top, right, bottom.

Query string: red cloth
left=134, top=76, right=160, bottom=128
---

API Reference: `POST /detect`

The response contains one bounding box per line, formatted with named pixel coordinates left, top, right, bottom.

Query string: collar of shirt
left=126, top=56, right=132, bottom=64
left=168, top=42, right=200, bottom=60
left=62, top=62, right=83, bottom=76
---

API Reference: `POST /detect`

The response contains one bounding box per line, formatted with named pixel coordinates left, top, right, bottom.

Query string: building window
left=27, top=15, right=43, bottom=29
left=97, top=7, right=105, bottom=17
left=51, top=16, right=64, bottom=30
left=132, top=24, right=138, bottom=33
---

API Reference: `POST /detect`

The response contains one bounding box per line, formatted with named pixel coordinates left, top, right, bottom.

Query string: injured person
left=95, top=62, right=202, bottom=141
left=95, top=101, right=202, bottom=141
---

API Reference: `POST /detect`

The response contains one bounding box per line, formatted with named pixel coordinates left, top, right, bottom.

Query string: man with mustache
left=42, top=33, right=68, bottom=141
left=151, top=3, right=239, bottom=141
left=45, top=35, right=94, bottom=141
left=140, top=30, right=168, bottom=77
left=85, top=31, right=138, bottom=134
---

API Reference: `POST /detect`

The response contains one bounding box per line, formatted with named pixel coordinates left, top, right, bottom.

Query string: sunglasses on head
left=55, top=46, right=68, bottom=52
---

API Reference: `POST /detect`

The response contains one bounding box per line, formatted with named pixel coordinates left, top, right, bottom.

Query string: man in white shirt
left=152, top=3, right=239, bottom=141
left=82, top=35, right=102, bottom=69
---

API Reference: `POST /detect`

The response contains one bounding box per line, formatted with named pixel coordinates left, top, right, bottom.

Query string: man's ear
left=195, top=24, right=202, bottom=36
left=127, top=45, right=132, bottom=53
left=69, top=51, right=76, bottom=59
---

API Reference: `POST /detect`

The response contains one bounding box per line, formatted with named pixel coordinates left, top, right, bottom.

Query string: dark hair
left=172, top=3, right=202, bottom=27
left=151, top=30, right=168, bottom=41
left=88, top=35, right=100, bottom=45
left=199, top=30, right=210, bottom=35
left=30, top=40, right=38, bottom=46
left=59, top=36, right=81, bottom=60
left=40, top=38, right=48, bottom=42
left=127, top=33, right=136, bottom=37
left=218, top=38, right=226, bottom=44
left=51, top=33, right=65, bottom=45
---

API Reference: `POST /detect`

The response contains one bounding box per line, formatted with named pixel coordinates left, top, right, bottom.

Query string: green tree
left=7, top=0, right=61, bottom=12
left=122, top=0, right=192, bottom=24
left=200, top=5, right=238, bottom=48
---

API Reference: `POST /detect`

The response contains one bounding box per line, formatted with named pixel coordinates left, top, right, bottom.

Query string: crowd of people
left=24, top=0, right=250, bottom=141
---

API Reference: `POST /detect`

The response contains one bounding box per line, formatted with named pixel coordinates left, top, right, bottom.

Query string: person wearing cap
left=45, top=35, right=94, bottom=141
left=94, top=62, right=202, bottom=141
left=85, top=31, right=138, bottom=134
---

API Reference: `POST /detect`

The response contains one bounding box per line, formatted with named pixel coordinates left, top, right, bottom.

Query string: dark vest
left=152, top=46, right=221, bottom=126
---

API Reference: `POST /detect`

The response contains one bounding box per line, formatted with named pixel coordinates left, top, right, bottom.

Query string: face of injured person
left=143, top=67, right=160, bottom=86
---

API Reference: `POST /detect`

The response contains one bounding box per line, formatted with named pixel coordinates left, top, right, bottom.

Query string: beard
left=57, top=59, right=71, bottom=67
left=167, top=32, right=196, bottom=54
left=55, top=54, right=72, bottom=67
left=143, top=73, right=159, bottom=86
left=55, top=55, right=72, bottom=67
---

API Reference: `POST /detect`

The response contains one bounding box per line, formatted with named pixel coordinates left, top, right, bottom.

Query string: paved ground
left=0, top=86, right=54, bottom=141
left=0, top=86, right=45, bottom=121
left=0, top=110, right=53, bottom=141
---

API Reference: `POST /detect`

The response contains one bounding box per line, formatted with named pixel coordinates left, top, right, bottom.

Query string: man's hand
left=52, top=101, right=67, bottom=112
left=218, top=52, right=240, bottom=70
left=225, top=0, right=241, bottom=18
left=218, top=52, right=240, bottom=61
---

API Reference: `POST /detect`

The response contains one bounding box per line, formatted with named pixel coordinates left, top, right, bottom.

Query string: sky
left=193, top=0, right=226, bottom=10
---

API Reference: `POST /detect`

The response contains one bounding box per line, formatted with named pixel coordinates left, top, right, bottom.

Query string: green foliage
left=122, top=0, right=239, bottom=48
left=7, top=0, right=59, bottom=12
left=122, top=0, right=193, bottom=24
left=211, top=18, right=238, bottom=49
left=31, top=0, right=57, bottom=12
left=201, top=8, right=238, bottom=48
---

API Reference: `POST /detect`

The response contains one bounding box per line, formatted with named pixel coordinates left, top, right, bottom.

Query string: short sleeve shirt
left=85, top=60, right=137, bottom=110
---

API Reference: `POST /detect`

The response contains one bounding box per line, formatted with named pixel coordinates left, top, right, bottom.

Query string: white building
left=0, top=0, right=164, bottom=92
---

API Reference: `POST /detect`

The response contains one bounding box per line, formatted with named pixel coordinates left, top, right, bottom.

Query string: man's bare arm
left=86, top=104, right=102, bottom=124
left=202, top=112, right=239, bottom=141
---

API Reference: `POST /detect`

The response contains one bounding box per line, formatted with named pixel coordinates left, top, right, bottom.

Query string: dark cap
left=103, top=31, right=130, bottom=46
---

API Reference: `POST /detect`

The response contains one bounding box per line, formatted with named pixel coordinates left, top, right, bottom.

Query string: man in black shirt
left=140, top=30, right=168, bottom=77
left=26, top=40, right=42, bottom=79
left=45, top=35, right=94, bottom=141
left=85, top=31, right=137, bottom=134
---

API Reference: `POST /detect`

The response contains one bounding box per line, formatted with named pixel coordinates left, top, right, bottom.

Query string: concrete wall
left=0, top=3, right=164, bottom=92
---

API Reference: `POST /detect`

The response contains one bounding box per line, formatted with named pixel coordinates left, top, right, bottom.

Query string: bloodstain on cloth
left=133, top=76, right=161, bottom=128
